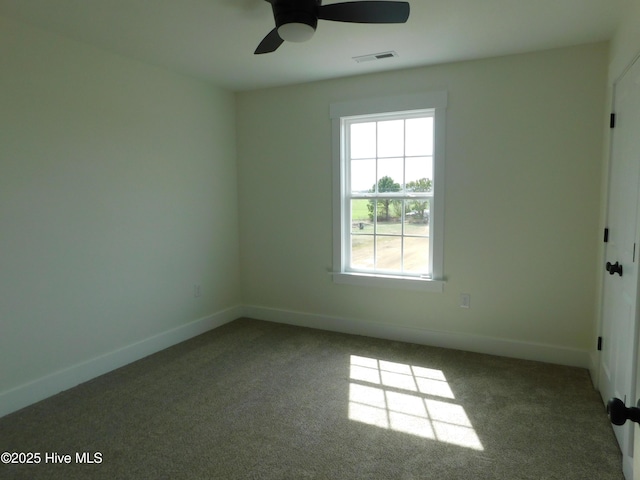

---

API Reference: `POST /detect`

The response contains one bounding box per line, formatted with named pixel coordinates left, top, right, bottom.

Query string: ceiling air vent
left=352, top=51, right=399, bottom=63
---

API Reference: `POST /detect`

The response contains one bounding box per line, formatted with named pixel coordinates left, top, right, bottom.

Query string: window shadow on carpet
left=348, top=354, right=484, bottom=450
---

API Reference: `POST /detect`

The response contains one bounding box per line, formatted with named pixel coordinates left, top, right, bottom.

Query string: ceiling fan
left=254, top=0, right=410, bottom=54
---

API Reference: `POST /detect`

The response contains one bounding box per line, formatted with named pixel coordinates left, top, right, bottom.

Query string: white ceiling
left=0, top=0, right=625, bottom=91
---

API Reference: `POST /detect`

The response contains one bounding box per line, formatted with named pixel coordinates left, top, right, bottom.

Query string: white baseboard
left=0, top=305, right=242, bottom=418
left=243, top=305, right=591, bottom=369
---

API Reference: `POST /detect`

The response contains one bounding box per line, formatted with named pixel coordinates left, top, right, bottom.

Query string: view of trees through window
left=366, top=176, right=432, bottom=222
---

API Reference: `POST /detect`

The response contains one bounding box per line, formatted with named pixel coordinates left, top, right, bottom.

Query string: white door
left=623, top=56, right=640, bottom=480
left=601, top=55, right=640, bottom=480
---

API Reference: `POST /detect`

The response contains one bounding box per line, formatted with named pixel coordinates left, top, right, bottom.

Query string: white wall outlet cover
left=460, top=293, right=471, bottom=309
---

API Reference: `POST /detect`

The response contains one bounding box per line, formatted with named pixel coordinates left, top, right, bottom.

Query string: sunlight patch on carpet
left=348, top=355, right=484, bottom=450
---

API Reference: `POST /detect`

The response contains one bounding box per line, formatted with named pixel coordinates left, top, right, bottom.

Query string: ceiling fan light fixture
left=277, top=22, right=315, bottom=42
left=255, top=0, right=410, bottom=54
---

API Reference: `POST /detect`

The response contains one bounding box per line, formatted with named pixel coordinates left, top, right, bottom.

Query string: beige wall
left=237, top=43, right=608, bottom=353
left=609, top=0, right=640, bottom=83
left=0, top=17, right=240, bottom=394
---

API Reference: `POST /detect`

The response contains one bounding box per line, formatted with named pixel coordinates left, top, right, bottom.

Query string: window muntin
left=344, top=111, right=434, bottom=278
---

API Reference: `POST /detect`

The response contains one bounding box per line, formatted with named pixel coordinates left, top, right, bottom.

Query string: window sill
left=332, top=272, right=444, bottom=292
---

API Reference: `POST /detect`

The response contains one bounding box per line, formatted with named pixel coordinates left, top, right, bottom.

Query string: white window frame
left=330, top=92, right=447, bottom=292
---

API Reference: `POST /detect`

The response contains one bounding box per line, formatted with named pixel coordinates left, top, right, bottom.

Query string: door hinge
left=598, top=336, right=603, bottom=351
left=610, top=113, right=616, bottom=128
left=604, top=228, right=609, bottom=243
left=634, top=243, right=637, bottom=263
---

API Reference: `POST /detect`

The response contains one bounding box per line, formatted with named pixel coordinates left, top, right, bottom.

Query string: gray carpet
left=0, top=318, right=623, bottom=479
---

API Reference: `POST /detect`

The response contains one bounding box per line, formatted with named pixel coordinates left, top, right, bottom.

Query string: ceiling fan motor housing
left=271, top=0, right=320, bottom=32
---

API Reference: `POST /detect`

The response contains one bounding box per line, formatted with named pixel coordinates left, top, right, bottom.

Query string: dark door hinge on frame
left=598, top=336, right=603, bottom=351
left=604, top=228, right=609, bottom=243
left=610, top=113, right=616, bottom=128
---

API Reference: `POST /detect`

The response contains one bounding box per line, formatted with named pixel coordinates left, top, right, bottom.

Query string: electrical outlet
left=460, top=293, right=470, bottom=309
left=194, top=284, right=201, bottom=298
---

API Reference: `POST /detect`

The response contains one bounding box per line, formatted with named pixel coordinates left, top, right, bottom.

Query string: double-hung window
left=330, top=92, right=447, bottom=291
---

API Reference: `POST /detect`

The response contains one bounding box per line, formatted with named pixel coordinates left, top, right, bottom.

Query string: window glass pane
left=403, top=237, right=430, bottom=273
left=377, top=158, right=403, bottom=191
left=377, top=120, right=404, bottom=157
left=351, top=200, right=372, bottom=233
left=390, top=223, right=403, bottom=236
left=376, top=200, right=402, bottom=234
left=351, top=235, right=374, bottom=269
left=379, top=219, right=403, bottom=235
left=405, top=117, right=433, bottom=156
left=403, top=200, right=429, bottom=236
left=372, top=198, right=401, bottom=224
left=351, top=159, right=376, bottom=193
left=376, top=236, right=402, bottom=271
left=405, top=157, right=432, bottom=189
left=350, top=122, right=377, bottom=159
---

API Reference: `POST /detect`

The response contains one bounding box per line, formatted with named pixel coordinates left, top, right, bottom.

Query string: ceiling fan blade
left=254, top=28, right=284, bottom=54
left=317, top=1, right=410, bottom=24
